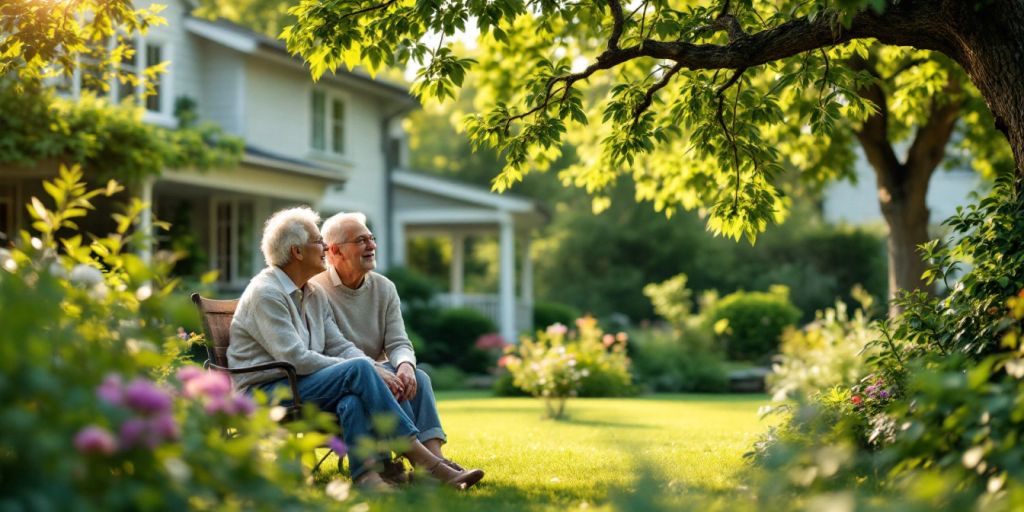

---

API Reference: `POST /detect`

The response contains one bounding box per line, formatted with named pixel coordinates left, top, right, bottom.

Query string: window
left=311, top=90, right=347, bottom=155
left=212, top=199, right=256, bottom=285
left=311, top=91, right=326, bottom=151
left=61, top=36, right=168, bottom=116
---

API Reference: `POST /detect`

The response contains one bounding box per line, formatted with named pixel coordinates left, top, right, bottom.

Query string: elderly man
left=312, top=212, right=476, bottom=476
left=229, top=206, right=483, bottom=489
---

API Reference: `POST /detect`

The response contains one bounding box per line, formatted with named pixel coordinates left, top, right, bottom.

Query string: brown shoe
left=442, top=458, right=465, bottom=471
left=354, top=472, right=396, bottom=493
left=428, top=460, right=485, bottom=490
left=380, top=457, right=412, bottom=485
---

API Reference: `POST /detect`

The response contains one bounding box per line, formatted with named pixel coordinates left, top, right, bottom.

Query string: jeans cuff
left=416, top=427, right=447, bottom=444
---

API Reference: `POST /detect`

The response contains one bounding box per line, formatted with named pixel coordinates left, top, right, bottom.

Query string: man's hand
left=375, top=364, right=403, bottom=400
left=396, top=362, right=418, bottom=400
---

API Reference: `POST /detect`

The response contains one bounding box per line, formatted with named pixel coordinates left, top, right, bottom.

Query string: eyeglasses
left=339, top=234, right=376, bottom=246
left=306, top=237, right=327, bottom=249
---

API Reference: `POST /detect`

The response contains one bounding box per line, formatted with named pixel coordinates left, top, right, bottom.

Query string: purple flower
left=119, top=418, right=147, bottom=449
left=183, top=371, right=231, bottom=400
left=96, top=374, right=124, bottom=406
left=74, top=425, right=117, bottom=455
left=327, top=436, right=347, bottom=456
left=151, top=414, right=180, bottom=441
left=231, top=395, right=255, bottom=416
left=123, top=378, right=173, bottom=415
left=879, top=390, right=891, bottom=399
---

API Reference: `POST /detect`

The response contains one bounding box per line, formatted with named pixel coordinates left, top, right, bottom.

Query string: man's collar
left=272, top=266, right=302, bottom=296
left=329, top=264, right=367, bottom=290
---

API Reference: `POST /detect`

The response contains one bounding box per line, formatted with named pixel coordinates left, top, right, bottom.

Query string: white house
left=0, top=0, right=542, bottom=341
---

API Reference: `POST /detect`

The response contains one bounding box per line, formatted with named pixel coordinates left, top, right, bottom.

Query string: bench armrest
left=208, top=360, right=304, bottom=409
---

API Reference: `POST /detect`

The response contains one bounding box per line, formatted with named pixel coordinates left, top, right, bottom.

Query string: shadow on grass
left=559, top=417, right=655, bottom=429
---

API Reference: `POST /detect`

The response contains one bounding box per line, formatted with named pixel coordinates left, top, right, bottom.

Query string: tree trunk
left=878, top=170, right=931, bottom=316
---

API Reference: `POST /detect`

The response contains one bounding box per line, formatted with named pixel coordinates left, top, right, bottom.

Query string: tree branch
left=607, top=0, right=625, bottom=51
left=906, top=77, right=964, bottom=176
left=850, top=56, right=901, bottom=177
left=341, top=0, right=398, bottom=20
left=632, top=62, right=684, bottom=126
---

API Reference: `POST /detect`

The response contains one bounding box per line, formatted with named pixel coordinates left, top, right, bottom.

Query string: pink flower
left=851, top=395, right=863, bottom=406
left=176, top=365, right=204, bottom=383
left=231, top=395, right=256, bottom=416
left=74, top=425, right=117, bottom=455
left=615, top=332, right=628, bottom=343
left=123, top=378, right=173, bottom=415
left=182, top=371, right=231, bottom=400
left=602, top=334, right=615, bottom=347
left=327, top=436, right=347, bottom=456
left=546, top=323, right=568, bottom=336
left=96, top=374, right=124, bottom=406
left=475, top=333, right=509, bottom=349
left=497, top=355, right=517, bottom=368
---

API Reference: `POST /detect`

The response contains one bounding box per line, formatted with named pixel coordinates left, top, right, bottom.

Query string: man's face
left=330, top=222, right=377, bottom=276
left=300, top=225, right=328, bottom=275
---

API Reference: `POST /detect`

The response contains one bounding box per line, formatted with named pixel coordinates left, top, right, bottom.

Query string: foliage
left=643, top=273, right=694, bottom=328
left=1, top=0, right=164, bottom=86
left=384, top=266, right=439, bottom=308
left=532, top=300, right=580, bottom=333
left=282, top=0, right=1016, bottom=249
left=503, top=317, right=633, bottom=418
left=747, top=178, right=1024, bottom=510
left=416, top=307, right=497, bottom=374
left=0, top=168, right=345, bottom=510
left=707, top=287, right=802, bottom=361
left=630, top=327, right=729, bottom=393
left=0, top=82, right=243, bottom=185
left=421, top=365, right=467, bottom=392
left=769, top=290, right=879, bottom=401
left=533, top=184, right=886, bottom=322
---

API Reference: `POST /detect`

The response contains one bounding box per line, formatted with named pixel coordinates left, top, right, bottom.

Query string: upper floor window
left=59, top=36, right=169, bottom=118
left=311, top=90, right=347, bottom=155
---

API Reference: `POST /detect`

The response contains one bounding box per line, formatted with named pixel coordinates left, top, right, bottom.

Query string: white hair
left=260, top=206, right=320, bottom=267
left=321, top=212, right=368, bottom=245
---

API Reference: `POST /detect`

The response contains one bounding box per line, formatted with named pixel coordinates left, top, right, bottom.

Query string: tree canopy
left=284, top=0, right=1023, bottom=245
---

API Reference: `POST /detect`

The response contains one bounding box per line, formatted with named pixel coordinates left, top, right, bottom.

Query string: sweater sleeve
left=382, top=284, right=417, bottom=368
left=251, top=294, right=344, bottom=375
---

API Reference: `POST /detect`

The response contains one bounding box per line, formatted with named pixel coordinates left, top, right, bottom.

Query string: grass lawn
left=322, top=391, right=774, bottom=511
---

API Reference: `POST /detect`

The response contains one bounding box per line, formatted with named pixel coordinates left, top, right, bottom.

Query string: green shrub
left=422, top=364, right=467, bottom=391
left=769, top=290, right=879, bottom=401
left=418, top=307, right=496, bottom=374
left=630, top=326, right=729, bottom=393
left=708, top=287, right=801, bottom=361
left=383, top=266, right=439, bottom=307
left=533, top=300, right=580, bottom=332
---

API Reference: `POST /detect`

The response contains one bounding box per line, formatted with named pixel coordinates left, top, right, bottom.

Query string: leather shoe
left=428, top=460, right=485, bottom=490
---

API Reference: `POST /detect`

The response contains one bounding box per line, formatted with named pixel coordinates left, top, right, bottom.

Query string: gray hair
left=321, top=212, right=368, bottom=245
left=261, top=206, right=321, bottom=267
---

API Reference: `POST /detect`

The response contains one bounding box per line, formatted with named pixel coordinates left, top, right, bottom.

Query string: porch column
left=391, top=217, right=406, bottom=267
left=519, top=232, right=533, bottom=336
left=138, top=176, right=155, bottom=265
left=499, top=216, right=516, bottom=344
left=450, top=232, right=465, bottom=307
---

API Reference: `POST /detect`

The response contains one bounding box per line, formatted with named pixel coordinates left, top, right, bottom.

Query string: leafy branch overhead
left=282, top=0, right=1018, bottom=242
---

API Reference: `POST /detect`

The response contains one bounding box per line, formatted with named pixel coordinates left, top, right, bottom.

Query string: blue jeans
left=384, top=362, right=446, bottom=444
left=257, top=358, right=418, bottom=479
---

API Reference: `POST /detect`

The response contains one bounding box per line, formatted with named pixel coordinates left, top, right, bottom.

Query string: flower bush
left=0, top=167, right=352, bottom=510
left=503, top=317, right=633, bottom=418
left=768, top=289, right=879, bottom=402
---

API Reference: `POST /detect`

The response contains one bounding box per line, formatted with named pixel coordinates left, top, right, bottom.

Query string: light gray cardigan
left=228, top=267, right=369, bottom=390
left=310, top=267, right=417, bottom=369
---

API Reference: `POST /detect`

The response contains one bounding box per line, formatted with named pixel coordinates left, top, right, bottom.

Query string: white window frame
left=309, top=87, right=350, bottom=159
left=58, top=34, right=174, bottom=126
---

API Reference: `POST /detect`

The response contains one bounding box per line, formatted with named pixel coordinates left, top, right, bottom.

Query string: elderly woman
left=228, top=206, right=483, bottom=489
